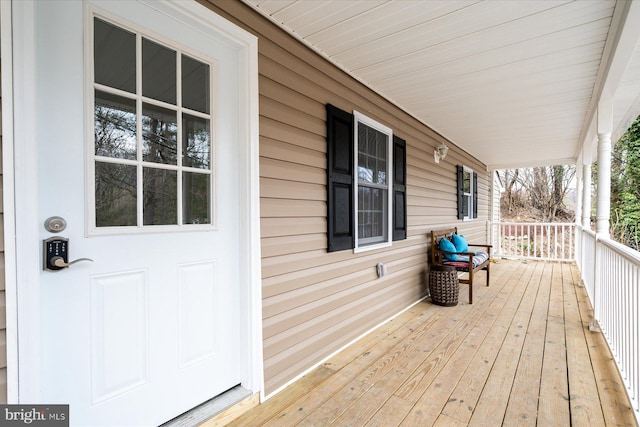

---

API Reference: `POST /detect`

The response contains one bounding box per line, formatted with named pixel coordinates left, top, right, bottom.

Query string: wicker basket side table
left=429, top=264, right=459, bottom=307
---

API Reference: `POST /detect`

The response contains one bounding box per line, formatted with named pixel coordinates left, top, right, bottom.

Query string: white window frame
left=353, top=111, right=393, bottom=252
left=86, top=11, right=217, bottom=235
left=463, top=165, right=474, bottom=221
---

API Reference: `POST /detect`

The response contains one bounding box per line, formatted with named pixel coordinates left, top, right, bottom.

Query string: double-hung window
left=326, top=104, right=407, bottom=252
left=457, top=165, right=478, bottom=220
left=355, top=112, right=392, bottom=250
left=462, top=166, right=473, bottom=219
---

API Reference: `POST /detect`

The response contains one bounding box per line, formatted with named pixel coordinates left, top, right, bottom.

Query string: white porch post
left=595, top=133, right=612, bottom=237
left=589, top=100, right=613, bottom=333
left=596, top=100, right=612, bottom=238
left=575, top=159, right=583, bottom=227
left=582, top=163, right=592, bottom=229
left=574, top=158, right=583, bottom=265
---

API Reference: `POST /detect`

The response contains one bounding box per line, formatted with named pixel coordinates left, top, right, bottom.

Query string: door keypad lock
left=43, top=237, right=93, bottom=272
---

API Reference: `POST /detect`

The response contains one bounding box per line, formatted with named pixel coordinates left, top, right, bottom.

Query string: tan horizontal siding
left=0, top=333, right=5, bottom=409
left=264, top=283, right=423, bottom=393
left=260, top=96, right=325, bottom=136
left=204, top=0, right=492, bottom=396
left=0, top=295, right=4, bottom=331
left=260, top=138, right=325, bottom=169
left=258, top=74, right=324, bottom=123
left=0, top=369, right=5, bottom=404
left=261, top=248, right=350, bottom=277
left=260, top=217, right=326, bottom=238
left=260, top=157, right=324, bottom=185
left=260, top=177, right=324, bottom=201
left=260, top=199, right=325, bottom=218
left=262, top=242, right=423, bottom=301
left=263, top=270, right=424, bottom=359
left=0, top=330, right=5, bottom=368
left=263, top=255, right=425, bottom=334
left=261, top=234, right=326, bottom=258
left=260, top=117, right=324, bottom=153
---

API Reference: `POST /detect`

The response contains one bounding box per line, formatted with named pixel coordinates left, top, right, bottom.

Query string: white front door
left=20, top=1, right=256, bottom=425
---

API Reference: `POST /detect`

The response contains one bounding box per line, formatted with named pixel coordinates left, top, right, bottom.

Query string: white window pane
left=183, top=114, right=211, bottom=169
left=463, top=170, right=471, bottom=193
left=94, top=90, right=137, bottom=160
left=95, top=162, right=137, bottom=227
left=358, top=124, right=388, bottom=185
left=464, top=194, right=472, bottom=218
left=143, top=168, right=177, bottom=225
left=182, top=171, right=210, bottom=224
left=142, top=38, right=176, bottom=104
left=358, top=186, right=387, bottom=243
left=182, top=55, right=210, bottom=114
left=94, top=18, right=136, bottom=93
left=142, top=103, right=178, bottom=165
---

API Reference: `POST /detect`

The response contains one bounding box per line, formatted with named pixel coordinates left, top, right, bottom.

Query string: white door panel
left=34, top=1, right=246, bottom=425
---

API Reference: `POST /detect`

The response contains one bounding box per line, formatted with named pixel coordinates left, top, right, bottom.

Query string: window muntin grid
left=92, top=16, right=214, bottom=231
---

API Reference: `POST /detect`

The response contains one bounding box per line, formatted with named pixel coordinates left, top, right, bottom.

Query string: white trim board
left=1, top=0, right=21, bottom=403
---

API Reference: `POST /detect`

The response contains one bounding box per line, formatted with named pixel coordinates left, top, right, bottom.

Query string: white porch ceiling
left=243, top=0, right=640, bottom=170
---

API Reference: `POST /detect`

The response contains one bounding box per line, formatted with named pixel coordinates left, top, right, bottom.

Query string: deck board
left=563, top=263, right=607, bottom=426
left=227, top=260, right=637, bottom=427
left=537, top=263, right=571, bottom=426
left=396, top=263, right=522, bottom=427
left=468, top=262, right=545, bottom=426
left=438, top=259, right=530, bottom=424
left=502, top=261, right=551, bottom=425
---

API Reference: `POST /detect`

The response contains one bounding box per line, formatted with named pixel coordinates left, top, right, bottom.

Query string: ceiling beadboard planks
left=242, top=0, right=637, bottom=169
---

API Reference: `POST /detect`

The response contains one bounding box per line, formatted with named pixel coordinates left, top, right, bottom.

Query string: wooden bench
left=430, top=227, right=492, bottom=304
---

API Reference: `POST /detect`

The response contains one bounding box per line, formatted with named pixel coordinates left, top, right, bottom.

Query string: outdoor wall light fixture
left=434, top=143, right=449, bottom=163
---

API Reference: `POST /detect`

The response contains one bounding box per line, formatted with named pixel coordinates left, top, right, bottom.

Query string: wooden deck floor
left=231, top=260, right=637, bottom=426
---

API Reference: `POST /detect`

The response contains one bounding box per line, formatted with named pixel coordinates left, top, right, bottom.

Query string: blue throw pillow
left=452, top=233, right=469, bottom=253
left=439, top=237, right=457, bottom=260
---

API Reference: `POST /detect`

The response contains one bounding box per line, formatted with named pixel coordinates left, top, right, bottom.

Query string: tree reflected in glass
left=94, top=91, right=137, bottom=160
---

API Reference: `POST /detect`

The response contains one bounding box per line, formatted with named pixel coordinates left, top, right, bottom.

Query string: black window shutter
left=393, top=136, right=407, bottom=241
left=473, top=171, right=478, bottom=218
left=456, top=165, right=464, bottom=219
left=326, top=104, right=354, bottom=252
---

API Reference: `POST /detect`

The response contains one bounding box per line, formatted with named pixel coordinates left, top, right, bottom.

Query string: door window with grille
left=91, top=17, right=214, bottom=232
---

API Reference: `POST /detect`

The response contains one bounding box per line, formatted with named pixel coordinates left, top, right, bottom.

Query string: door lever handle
left=51, top=256, right=94, bottom=269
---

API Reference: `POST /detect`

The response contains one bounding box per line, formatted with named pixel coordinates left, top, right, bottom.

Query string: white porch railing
left=490, top=222, right=576, bottom=261
left=586, top=231, right=640, bottom=421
